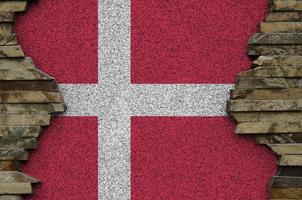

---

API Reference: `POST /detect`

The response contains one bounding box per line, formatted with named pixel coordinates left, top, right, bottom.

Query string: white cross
left=58, top=1, right=233, bottom=199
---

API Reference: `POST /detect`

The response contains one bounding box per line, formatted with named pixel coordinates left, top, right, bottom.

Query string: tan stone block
left=271, top=188, right=302, bottom=199
left=249, top=33, right=302, bottom=44
left=266, top=11, right=302, bottom=21
left=0, top=68, right=54, bottom=80
left=0, top=138, right=37, bottom=149
left=236, top=78, right=302, bottom=89
left=0, top=58, right=35, bottom=69
left=0, top=91, right=63, bottom=103
left=0, top=34, right=17, bottom=46
left=230, top=112, right=302, bottom=123
left=270, top=176, right=302, bottom=188
left=228, top=100, right=302, bottom=112
left=255, top=134, right=302, bottom=144
left=236, top=122, right=302, bottom=134
left=253, top=55, right=302, bottom=66
left=0, top=183, right=31, bottom=194
left=0, top=115, right=50, bottom=126
left=231, top=89, right=302, bottom=100
left=238, top=66, right=302, bottom=78
left=0, top=12, right=14, bottom=22
left=0, top=46, right=23, bottom=58
left=0, top=161, right=19, bottom=171
left=261, top=22, right=302, bottom=33
left=0, top=126, right=41, bottom=138
left=0, top=80, right=59, bottom=91
left=279, top=155, right=302, bottom=166
left=272, top=0, right=302, bottom=11
left=0, top=104, right=65, bottom=114
left=0, top=171, right=38, bottom=183
left=0, top=195, right=22, bottom=200
left=269, top=144, right=302, bottom=155
left=0, top=1, right=27, bottom=12
left=0, top=148, right=28, bottom=161
left=248, top=45, right=302, bottom=56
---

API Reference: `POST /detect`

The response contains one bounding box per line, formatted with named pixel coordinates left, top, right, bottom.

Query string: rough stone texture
left=228, top=100, right=302, bottom=111
left=0, top=1, right=66, bottom=198
left=0, top=195, right=22, bottom=200
left=0, top=2, right=27, bottom=13
left=261, top=22, right=302, bottom=33
left=0, top=183, right=31, bottom=194
left=253, top=55, right=302, bottom=66
left=0, top=46, right=24, bottom=58
left=0, top=149, right=28, bottom=161
left=235, top=122, right=302, bottom=134
left=269, top=144, right=302, bottom=155
left=236, top=78, right=302, bottom=89
left=239, top=66, right=302, bottom=78
left=270, top=176, right=302, bottom=188
left=231, top=89, right=302, bottom=100
left=279, top=155, right=302, bottom=166
left=228, top=0, right=302, bottom=199
left=250, top=33, right=302, bottom=44
left=271, top=188, right=302, bottom=199
left=272, top=0, right=302, bottom=11
left=266, top=12, right=302, bottom=22
left=231, top=112, right=302, bottom=122
left=0, top=161, right=19, bottom=171
left=248, top=45, right=302, bottom=55
left=0, top=126, right=40, bottom=138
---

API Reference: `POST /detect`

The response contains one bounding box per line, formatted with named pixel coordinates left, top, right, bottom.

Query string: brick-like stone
left=0, top=34, right=17, bottom=46
left=238, top=66, right=302, bottom=78
left=270, top=176, right=302, bottom=188
left=266, top=11, right=302, bottom=22
left=0, top=80, right=59, bottom=91
left=261, top=22, right=302, bottom=33
left=0, top=91, right=62, bottom=103
left=0, top=138, right=36, bottom=149
left=0, top=104, right=65, bottom=114
left=236, top=78, right=302, bottom=89
left=248, top=45, right=302, bottom=56
left=255, top=134, right=302, bottom=144
left=253, top=55, right=302, bottom=66
left=269, top=144, right=302, bottom=155
left=0, top=68, right=54, bottom=80
left=0, top=126, right=40, bottom=138
left=231, top=89, right=302, bottom=100
left=249, top=33, right=302, bottom=44
left=0, top=195, right=22, bottom=200
left=0, top=115, right=50, bottom=126
left=235, top=122, right=302, bottom=134
left=0, top=12, right=14, bottom=22
left=272, top=0, right=302, bottom=11
left=228, top=100, right=302, bottom=112
left=0, top=171, right=38, bottom=183
left=0, top=149, right=28, bottom=161
left=0, top=183, right=31, bottom=194
left=230, top=112, right=302, bottom=123
left=0, top=46, right=23, bottom=58
left=0, top=58, right=35, bottom=69
left=279, top=155, right=302, bottom=166
left=0, top=161, right=19, bottom=171
left=0, top=1, right=27, bottom=12
left=271, top=188, right=302, bottom=199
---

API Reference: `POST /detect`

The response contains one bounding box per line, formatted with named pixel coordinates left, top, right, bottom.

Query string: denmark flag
left=16, top=0, right=275, bottom=199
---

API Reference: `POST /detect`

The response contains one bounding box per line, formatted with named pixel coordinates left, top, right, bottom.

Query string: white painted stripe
left=60, top=84, right=233, bottom=117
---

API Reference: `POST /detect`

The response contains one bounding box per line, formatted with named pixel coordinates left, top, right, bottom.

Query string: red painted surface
left=131, top=117, right=276, bottom=200
left=131, top=0, right=269, bottom=83
left=23, top=117, right=98, bottom=200
left=15, top=0, right=98, bottom=84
